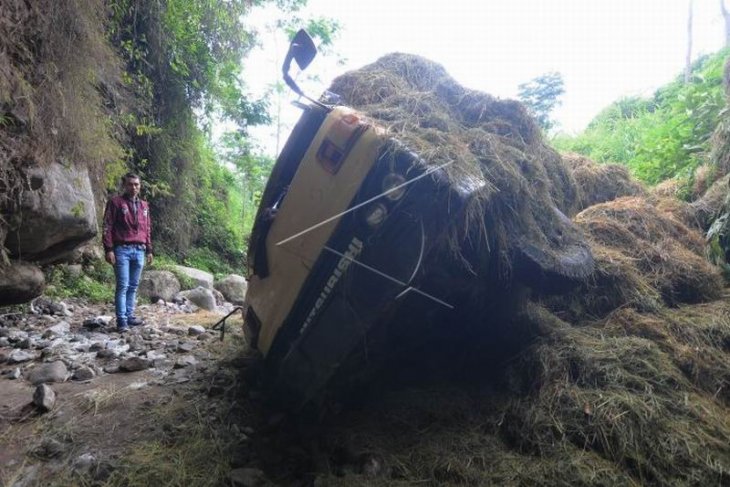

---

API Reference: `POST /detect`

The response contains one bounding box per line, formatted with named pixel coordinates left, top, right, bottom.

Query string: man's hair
left=122, top=172, right=140, bottom=183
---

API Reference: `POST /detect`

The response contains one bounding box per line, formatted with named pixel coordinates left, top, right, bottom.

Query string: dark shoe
left=128, top=317, right=145, bottom=327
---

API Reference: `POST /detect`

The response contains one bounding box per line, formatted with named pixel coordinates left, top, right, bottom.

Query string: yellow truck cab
left=245, top=31, right=483, bottom=410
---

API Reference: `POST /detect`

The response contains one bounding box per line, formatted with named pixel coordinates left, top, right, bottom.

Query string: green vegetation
left=45, top=261, right=115, bottom=303
left=554, top=49, right=729, bottom=186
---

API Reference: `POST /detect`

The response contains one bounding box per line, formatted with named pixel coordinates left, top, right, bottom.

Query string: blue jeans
left=114, top=244, right=145, bottom=327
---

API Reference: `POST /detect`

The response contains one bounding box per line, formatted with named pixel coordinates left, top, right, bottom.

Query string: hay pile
left=687, top=174, right=730, bottom=230
left=298, top=55, right=730, bottom=487
left=562, top=153, right=646, bottom=211
left=327, top=53, right=588, bottom=282
left=314, top=299, right=730, bottom=486
left=547, top=196, right=723, bottom=321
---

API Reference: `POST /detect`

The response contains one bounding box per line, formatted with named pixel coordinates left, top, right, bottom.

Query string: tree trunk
left=685, top=0, right=694, bottom=84
left=722, top=0, right=730, bottom=47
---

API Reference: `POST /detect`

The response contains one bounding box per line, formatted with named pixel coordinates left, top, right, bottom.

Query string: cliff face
left=0, top=0, right=125, bottom=304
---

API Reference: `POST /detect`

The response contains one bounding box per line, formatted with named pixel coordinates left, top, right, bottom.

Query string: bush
left=554, top=50, right=729, bottom=185
left=45, top=261, right=114, bottom=303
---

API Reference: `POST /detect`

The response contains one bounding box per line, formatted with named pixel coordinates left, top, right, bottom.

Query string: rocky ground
left=0, top=295, right=301, bottom=487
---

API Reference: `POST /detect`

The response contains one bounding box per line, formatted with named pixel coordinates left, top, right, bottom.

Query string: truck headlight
left=365, top=203, right=388, bottom=227
left=383, top=173, right=406, bottom=201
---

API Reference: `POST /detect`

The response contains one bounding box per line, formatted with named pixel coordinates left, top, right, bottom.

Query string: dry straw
left=309, top=54, right=729, bottom=486
left=328, top=53, right=590, bottom=282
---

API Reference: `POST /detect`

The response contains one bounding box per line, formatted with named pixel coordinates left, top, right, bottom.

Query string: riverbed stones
left=72, top=365, right=95, bottom=381
left=27, top=361, right=68, bottom=385
left=33, top=384, right=56, bottom=412
left=214, top=274, right=248, bottom=305
left=119, top=357, right=152, bottom=372
left=188, top=325, right=206, bottom=336
left=177, top=287, right=216, bottom=311
left=138, top=270, right=181, bottom=302
left=0, top=262, right=45, bottom=305
left=173, top=265, right=214, bottom=289
left=8, top=350, right=35, bottom=363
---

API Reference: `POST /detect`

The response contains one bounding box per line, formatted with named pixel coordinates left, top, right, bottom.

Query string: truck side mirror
left=282, top=29, right=317, bottom=97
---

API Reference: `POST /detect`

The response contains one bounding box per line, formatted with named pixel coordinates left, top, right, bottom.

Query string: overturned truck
left=244, top=31, right=594, bottom=410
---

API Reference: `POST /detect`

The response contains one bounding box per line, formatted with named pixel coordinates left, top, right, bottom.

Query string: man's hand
left=105, top=251, right=116, bottom=265
left=146, top=253, right=154, bottom=265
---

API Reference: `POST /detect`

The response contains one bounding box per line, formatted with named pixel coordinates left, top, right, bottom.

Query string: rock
left=43, top=320, right=70, bottom=338
left=30, top=297, right=67, bottom=315
left=67, top=264, right=83, bottom=277
left=177, top=341, right=195, bottom=353
left=177, top=287, right=216, bottom=311
left=8, top=367, right=21, bottom=379
left=33, top=384, right=56, bottom=412
left=8, top=330, right=28, bottom=342
left=214, top=274, right=248, bottom=305
left=0, top=337, right=9, bottom=347
left=89, top=342, right=105, bottom=352
left=4, top=162, right=98, bottom=264
left=33, top=438, right=64, bottom=459
left=188, top=325, right=206, bottom=336
left=103, top=363, right=120, bottom=374
left=83, top=315, right=113, bottom=329
left=8, top=350, right=35, bottom=363
left=96, top=349, right=118, bottom=359
left=212, top=287, right=225, bottom=306
left=28, top=361, right=68, bottom=385
left=69, top=242, right=104, bottom=264
left=139, top=270, right=181, bottom=302
left=0, top=262, right=44, bottom=305
left=197, top=332, right=214, bottom=341
left=119, top=357, right=152, bottom=372
left=17, top=337, right=32, bottom=349
left=72, top=453, right=97, bottom=474
left=72, top=366, right=95, bottom=381
left=173, top=265, right=214, bottom=289
left=174, top=355, right=197, bottom=368
left=145, top=350, right=166, bottom=361
left=230, top=467, right=267, bottom=487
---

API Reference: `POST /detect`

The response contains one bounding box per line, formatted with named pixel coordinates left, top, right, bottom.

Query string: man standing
left=103, top=173, right=153, bottom=332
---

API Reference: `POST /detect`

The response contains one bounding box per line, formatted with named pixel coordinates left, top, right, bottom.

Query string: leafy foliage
left=107, top=0, right=309, bottom=267
left=555, top=50, right=729, bottom=185
left=518, top=72, right=565, bottom=131
left=45, top=261, right=115, bottom=303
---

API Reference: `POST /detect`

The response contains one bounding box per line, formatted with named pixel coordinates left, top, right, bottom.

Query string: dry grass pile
left=687, top=174, right=730, bottom=230
left=548, top=196, right=723, bottom=321
left=328, top=53, right=590, bottom=281
left=315, top=300, right=730, bottom=486
left=562, top=153, right=646, bottom=211
left=501, top=303, right=730, bottom=486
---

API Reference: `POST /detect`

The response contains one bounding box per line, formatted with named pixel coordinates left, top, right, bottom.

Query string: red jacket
left=102, top=195, right=153, bottom=254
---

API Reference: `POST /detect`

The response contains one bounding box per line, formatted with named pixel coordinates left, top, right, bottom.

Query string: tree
left=686, top=0, right=693, bottom=83
left=517, top=72, right=565, bottom=131
left=722, top=0, right=730, bottom=47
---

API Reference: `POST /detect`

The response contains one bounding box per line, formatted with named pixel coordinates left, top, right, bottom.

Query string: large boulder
left=173, top=265, right=213, bottom=289
left=0, top=261, right=44, bottom=305
left=177, top=286, right=217, bottom=311
left=4, top=162, right=97, bottom=263
left=214, top=274, right=248, bottom=305
left=139, top=270, right=181, bottom=302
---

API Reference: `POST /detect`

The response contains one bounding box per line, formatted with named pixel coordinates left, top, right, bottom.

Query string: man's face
left=124, top=177, right=141, bottom=198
